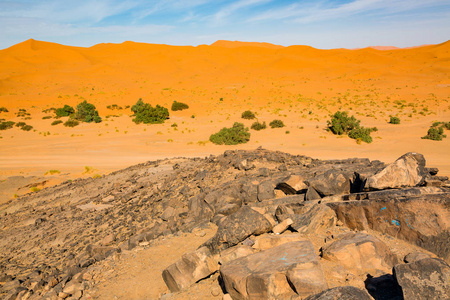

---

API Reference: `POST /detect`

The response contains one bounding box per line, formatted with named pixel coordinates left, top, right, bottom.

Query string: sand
left=0, top=39, right=449, bottom=198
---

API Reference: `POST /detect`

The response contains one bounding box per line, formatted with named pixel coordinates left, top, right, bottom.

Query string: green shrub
left=269, top=119, right=285, bottom=128
left=327, top=111, right=360, bottom=135
left=389, top=116, right=400, bottom=124
left=15, top=122, right=26, bottom=128
left=42, top=116, right=52, bottom=120
left=64, top=119, right=79, bottom=127
left=251, top=121, right=267, bottom=131
left=0, top=121, right=15, bottom=130
left=51, top=120, right=63, bottom=126
left=348, top=127, right=374, bottom=143
left=106, top=104, right=122, bottom=110
left=209, top=122, right=250, bottom=145
left=241, top=110, right=256, bottom=120
left=55, top=105, right=75, bottom=117
left=131, top=99, right=169, bottom=124
left=73, top=100, right=102, bottom=123
left=21, top=125, right=33, bottom=131
left=0, top=107, right=8, bottom=113
left=422, top=127, right=446, bottom=141
left=171, top=101, right=189, bottom=111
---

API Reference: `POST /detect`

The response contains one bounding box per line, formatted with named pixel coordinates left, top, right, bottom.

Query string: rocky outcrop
left=162, top=246, right=218, bottom=292
left=220, top=241, right=327, bottom=299
left=304, top=286, right=372, bottom=300
left=394, top=258, right=450, bottom=300
left=278, top=203, right=337, bottom=234
left=322, top=232, right=399, bottom=276
left=201, top=206, right=272, bottom=253
left=366, top=152, right=427, bottom=190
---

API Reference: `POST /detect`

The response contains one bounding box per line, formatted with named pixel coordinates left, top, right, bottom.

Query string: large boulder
left=322, top=232, right=399, bottom=276
left=326, top=193, right=450, bottom=261
left=394, top=258, right=450, bottom=300
left=366, top=152, right=427, bottom=190
left=278, top=203, right=336, bottom=234
left=162, top=246, right=219, bottom=292
left=220, top=241, right=328, bottom=299
left=201, top=206, right=272, bottom=253
left=305, top=170, right=352, bottom=196
left=304, top=286, right=372, bottom=300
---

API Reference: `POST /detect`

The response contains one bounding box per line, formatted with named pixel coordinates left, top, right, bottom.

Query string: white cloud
left=212, top=0, right=273, bottom=24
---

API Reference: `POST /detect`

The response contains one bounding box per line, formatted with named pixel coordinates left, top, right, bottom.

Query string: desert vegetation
left=55, top=105, right=75, bottom=117
left=0, top=107, right=8, bottom=113
left=241, top=110, right=256, bottom=120
left=328, top=111, right=377, bottom=143
left=51, top=120, right=63, bottom=126
left=389, top=116, right=400, bottom=124
left=269, top=119, right=285, bottom=128
left=63, top=119, right=80, bottom=127
left=209, top=122, right=250, bottom=145
left=131, top=99, right=169, bottom=124
left=171, top=101, right=189, bottom=111
left=422, top=121, right=450, bottom=141
left=251, top=121, right=267, bottom=131
left=73, top=101, right=102, bottom=123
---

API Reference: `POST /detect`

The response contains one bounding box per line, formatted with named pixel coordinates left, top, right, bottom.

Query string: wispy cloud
left=212, top=0, right=273, bottom=24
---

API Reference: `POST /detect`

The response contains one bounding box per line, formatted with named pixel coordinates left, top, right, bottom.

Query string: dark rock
left=394, top=258, right=450, bottom=300
left=306, top=170, right=352, bottom=196
left=306, top=186, right=321, bottom=200
left=404, top=252, right=432, bottom=263
left=201, top=206, right=272, bottom=253
left=278, top=203, right=336, bottom=234
left=257, top=181, right=275, bottom=201
left=304, top=286, right=372, bottom=300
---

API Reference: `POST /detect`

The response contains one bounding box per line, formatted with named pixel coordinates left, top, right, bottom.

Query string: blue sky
left=1, top=0, right=449, bottom=50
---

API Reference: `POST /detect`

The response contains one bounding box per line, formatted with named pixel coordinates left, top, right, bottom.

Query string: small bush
left=327, top=111, right=360, bottom=135
left=209, top=122, right=250, bottom=145
left=64, top=119, right=79, bottom=127
left=269, top=119, right=285, bottom=128
left=251, top=121, right=267, bottom=131
left=30, top=187, right=41, bottom=193
left=389, top=116, right=400, bottom=124
left=55, top=105, right=75, bottom=117
left=20, top=125, right=33, bottom=131
left=51, top=120, right=63, bottom=126
left=422, top=127, right=446, bottom=141
left=0, top=107, right=8, bottom=113
left=44, top=169, right=60, bottom=175
left=131, top=99, right=169, bottom=124
left=72, top=100, right=102, bottom=123
left=0, top=121, right=15, bottom=130
left=348, top=127, right=374, bottom=143
left=42, top=116, right=52, bottom=120
left=171, top=101, right=189, bottom=111
left=15, top=122, right=26, bottom=128
left=241, top=110, right=256, bottom=120
left=106, top=104, right=122, bottom=110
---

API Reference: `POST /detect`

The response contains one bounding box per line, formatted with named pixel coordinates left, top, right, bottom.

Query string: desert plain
left=0, top=39, right=449, bottom=198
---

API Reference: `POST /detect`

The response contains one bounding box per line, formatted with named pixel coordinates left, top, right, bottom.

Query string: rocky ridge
left=0, top=148, right=449, bottom=299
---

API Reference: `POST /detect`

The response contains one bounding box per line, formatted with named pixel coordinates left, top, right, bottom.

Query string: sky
left=1, top=0, right=449, bottom=50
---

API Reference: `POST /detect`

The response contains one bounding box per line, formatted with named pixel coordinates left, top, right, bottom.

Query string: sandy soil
left=0, top=39, right=449, bottom=199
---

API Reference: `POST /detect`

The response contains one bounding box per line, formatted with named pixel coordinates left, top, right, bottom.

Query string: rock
left=404, top=252, right=432, bottom=263
left=272, top=218, right=293, bottom=234
left=322, top=232, right=399, bottom=276
left=257, top=181, right=275, bottom=201
left=252, top=233, right=306, bottom=251
left=237, top=159, right=254, bottom=171
left=306, top=186, right=321, bottom=200
left=366, top=152, right=427, bottom=190
left=394, top=258, right=450, bottom=300
left=326, top=193, right=450, bottom=261
left=279, top=203, right=336, bottom=234
left=304, top=286, right=372, bottom=300
left=161, top=207, right=175, bottom=221
left=162, top=246, right=219, bottom=292
left=306, top=170, right=352, bottom=196
left=217, top=203, right=240, bottom=216
left=202, top=206, right=272, bottom=253
left=188, top=195, right=214, bottom=221
left=219, top=245, right=257, bottom=265
left=211, top=286, right=221, bottom=296
left=223, top=294, right=232, bottom=300
left=220, top=241, right=327, bottom=299
left=364, top=274, right=403, bottom=300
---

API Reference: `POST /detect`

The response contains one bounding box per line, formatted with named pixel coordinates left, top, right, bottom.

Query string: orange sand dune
left=0, top=39, right=449, bottom=194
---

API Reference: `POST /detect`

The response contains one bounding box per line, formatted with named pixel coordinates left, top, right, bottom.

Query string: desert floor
left=0, top=39, right=449, bottom=202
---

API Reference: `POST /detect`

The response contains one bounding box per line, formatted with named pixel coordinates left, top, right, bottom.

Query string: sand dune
left=0, top=39, right=449, bottom=197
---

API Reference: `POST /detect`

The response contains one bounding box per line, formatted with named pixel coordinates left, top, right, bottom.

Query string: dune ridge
left=0, top=38, right=449, bottom=190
